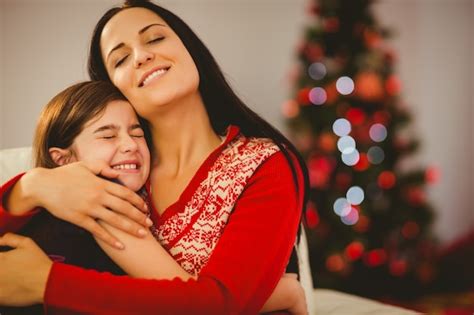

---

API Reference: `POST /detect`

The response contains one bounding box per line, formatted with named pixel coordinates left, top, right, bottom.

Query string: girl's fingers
left=80, top=217, right=125, bottom=250
left=105, top=181, right=149, bottom=214
left=92, top=203, right=150, bottom=238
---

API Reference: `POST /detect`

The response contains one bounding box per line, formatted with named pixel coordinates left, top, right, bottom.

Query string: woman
left=0, top=0, right=309, bottom=313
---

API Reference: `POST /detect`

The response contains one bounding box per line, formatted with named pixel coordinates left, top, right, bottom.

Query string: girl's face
left=70, top=100, right=150, bottom=191
left=100, top=7, right=200, bottom=119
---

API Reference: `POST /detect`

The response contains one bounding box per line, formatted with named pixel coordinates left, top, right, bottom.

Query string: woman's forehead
left=101, top=7, right=167, bottom=43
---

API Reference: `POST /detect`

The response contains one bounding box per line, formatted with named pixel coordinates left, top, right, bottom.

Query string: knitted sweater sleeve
left=43, top=151, right=304, bottom=315
left=0, top=173, right=41, bottom=234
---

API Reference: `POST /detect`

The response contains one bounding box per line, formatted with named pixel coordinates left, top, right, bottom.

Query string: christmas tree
left=283, top=0, right=439, bottom=299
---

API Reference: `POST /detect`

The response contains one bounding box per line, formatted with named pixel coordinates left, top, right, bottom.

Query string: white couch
left=0, top=147, right=418, bottom=314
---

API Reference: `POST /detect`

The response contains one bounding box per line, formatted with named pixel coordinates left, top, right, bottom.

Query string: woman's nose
left=133, top=47, right=154, bottom=68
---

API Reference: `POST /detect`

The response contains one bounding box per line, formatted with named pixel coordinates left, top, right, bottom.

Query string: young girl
left=1, top=81, right=306, bottom=314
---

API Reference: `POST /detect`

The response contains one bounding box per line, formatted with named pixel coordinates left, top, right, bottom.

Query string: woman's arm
left=0, top=152, right=303, bottom=314
left=0, top=161, right=151, bottom=248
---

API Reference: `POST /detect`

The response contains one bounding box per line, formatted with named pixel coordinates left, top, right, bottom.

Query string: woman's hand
left=260, top=273, right=308, bottom=314
left=0, top=233, right=52, bottom=306
left=284, top=274, right=308, bottom=315
left=6, top=160, right=152, bottom=249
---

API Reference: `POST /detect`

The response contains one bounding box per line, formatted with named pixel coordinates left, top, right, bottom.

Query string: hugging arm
left=0, top=161, right=150, bottom=248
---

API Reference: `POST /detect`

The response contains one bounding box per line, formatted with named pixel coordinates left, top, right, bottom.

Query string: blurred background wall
left=1, top=0, right=472, bottom=244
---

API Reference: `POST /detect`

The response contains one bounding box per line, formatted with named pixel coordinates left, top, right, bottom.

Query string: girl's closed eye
left=98, top=132, right=117, bottom=140
left=130, top=129, right=145, bottom=138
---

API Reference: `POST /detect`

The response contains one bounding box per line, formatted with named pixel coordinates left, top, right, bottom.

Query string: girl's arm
left=0, top=162, right=150, bottom=248
left=95, top=221, right=196, bottom=280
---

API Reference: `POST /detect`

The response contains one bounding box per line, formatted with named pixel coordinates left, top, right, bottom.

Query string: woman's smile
left=139, top=65, right=171, bottom=87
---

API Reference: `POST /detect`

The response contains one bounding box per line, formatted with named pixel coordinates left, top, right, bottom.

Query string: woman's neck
left=148, top=93, right=222, bottom=177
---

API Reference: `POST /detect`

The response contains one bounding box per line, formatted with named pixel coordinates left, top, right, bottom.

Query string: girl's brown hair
left=33, top=81, right=128, bottom=168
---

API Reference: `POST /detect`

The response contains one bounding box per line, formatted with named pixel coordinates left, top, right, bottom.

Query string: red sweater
left=0, top=130, right=303, bottom=315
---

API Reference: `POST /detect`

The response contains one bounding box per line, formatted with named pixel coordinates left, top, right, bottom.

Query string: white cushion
left=0, top=147, right=32, bottom=184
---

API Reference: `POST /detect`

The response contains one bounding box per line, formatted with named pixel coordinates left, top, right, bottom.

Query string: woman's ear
left=48, top=147, right=75, bottom=166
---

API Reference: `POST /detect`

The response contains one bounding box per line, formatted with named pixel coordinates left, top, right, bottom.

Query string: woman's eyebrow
left=138, top=23, right=166, bottom=35
left=106, top=23, right=166, bottom=61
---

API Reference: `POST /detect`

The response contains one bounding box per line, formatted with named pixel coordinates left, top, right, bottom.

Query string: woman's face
left=70, top=100, right=150, bottom=191
left=100, top=7, right=200, bottom=119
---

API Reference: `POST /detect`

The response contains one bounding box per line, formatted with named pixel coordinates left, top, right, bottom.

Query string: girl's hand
left=8, top=160, right=151, bottom=249
left=0, top=233, right=52, bottom=306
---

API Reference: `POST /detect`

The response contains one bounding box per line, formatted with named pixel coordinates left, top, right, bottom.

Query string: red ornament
left=303, top=43, right=324, bottom=62
left=385, top=75, right=402, bottom=96
left=389, top=259, right=408, bottom=276
left=355, top=72, right=385, bottom=102
left=378, top=171, right=396, bottom=189
left=353, top=215, right=370, bottom=233
left=325, top=81, right=339, bottom=104
left=363, top=28, right=382, bottom=48
left=346, top=108, right=366, bottom=126
left=394, top=137, right=409, bottom=151
left=308, top=156, right=335, bottom=188
left=323, top=17, right=340, bottom=33
left=407, top=187, right=426, bottom=205
left=373, top=111, right=391, bottom=125
left=401, top=221, right=420, bottom=239
left=318, top=132, right=337, bottom=152
left=352, top=124, right=372, bottom=145
left=354, top=153, right=370, bottom=171
left=307, top=2, right=320, bottom=16
left=297, top=87, right=312, bottom=105
left=425, top=166, right=441, bottom=184
left=364, top=249, right=387, bottom=267
left=384, top=49, right=397, bottom=64
left=326, top=254, right=345, bottom=272
left=281, top=100, right=300, bottom=119
left=305, top=202, right=320, bottom=229
left=345, top=241, right=365, bottom=261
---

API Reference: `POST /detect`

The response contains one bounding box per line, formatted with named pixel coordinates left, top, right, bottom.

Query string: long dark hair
left=88, top=0, right=309, bottom=213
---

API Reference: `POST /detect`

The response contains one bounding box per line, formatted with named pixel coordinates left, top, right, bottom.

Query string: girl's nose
left=121, top=134, right=139, bottom=153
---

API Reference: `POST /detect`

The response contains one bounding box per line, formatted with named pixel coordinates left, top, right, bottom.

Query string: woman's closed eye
left=115, top=55, right=129, bottom=68
left=147, top=37, right=164, bottom=44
